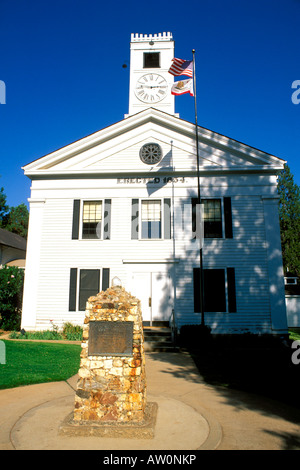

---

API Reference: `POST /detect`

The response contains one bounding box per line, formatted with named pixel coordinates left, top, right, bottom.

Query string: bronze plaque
left=88, top=321, right=133, bottom=356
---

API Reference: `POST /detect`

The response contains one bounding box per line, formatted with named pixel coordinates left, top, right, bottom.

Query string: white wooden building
left=21, top=32, right=288, bottom=336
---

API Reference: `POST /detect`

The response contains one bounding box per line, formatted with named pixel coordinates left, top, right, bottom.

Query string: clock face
left=134, top=74, right=168, bottom=103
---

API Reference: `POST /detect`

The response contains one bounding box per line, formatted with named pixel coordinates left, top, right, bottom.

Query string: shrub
left=62, top=322, right=83, bottom=341
left=0, top=266, right=24, bottom=330
left=9, top=322, right=83, bottom=341
left=16, top=329, right=62, bottom=340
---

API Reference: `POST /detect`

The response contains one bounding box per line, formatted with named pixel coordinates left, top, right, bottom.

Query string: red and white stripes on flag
left=168, top=58, right=193, bottom=77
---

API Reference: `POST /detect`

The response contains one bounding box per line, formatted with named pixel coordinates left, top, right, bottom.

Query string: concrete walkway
left=0, top=350, right=300, bottom=450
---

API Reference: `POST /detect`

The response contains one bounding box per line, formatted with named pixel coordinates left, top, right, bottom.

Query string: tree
left=277, top=164, right=300, bottom=277
left=0, top=184, right=29, bottom=239
left=0, top=186, right=9, bottom=226
left=2, top=203, right=29, bottom=239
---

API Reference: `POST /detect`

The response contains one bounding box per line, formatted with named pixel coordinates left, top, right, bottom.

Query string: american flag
left=168, top=58, right=193, bottom=77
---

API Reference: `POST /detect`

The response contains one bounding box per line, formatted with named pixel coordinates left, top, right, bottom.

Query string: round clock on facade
left=140, top=143, right=162, bottom=165
left=134, top=74, right=168, bottom=103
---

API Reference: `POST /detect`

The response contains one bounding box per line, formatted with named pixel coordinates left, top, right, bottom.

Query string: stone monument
left=59, top=285, right=157, bottom=438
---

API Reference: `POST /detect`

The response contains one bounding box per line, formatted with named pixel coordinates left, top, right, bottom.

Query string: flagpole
left=192, top=49, right=205, bottom=327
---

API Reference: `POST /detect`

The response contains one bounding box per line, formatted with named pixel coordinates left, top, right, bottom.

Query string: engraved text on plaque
left=88, top=321, right=133, bottom=356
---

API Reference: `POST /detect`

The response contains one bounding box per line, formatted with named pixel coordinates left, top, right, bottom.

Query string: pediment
left=23, top=108, right=285, bottom=177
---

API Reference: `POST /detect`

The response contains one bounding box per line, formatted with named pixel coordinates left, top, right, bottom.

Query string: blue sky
left=0, top=0, right=299, bottom=208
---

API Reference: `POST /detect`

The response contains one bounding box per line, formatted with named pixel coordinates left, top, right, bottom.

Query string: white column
left=21, top=199, right=45, bottom=330
left=262, top=196, right=288, bottom=334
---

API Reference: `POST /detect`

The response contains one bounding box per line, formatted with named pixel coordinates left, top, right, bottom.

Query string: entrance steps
left=143, top=325, right=179, bottom=352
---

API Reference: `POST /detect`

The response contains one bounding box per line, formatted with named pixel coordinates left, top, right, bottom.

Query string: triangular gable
left=23, top=108, right=285, bottom=177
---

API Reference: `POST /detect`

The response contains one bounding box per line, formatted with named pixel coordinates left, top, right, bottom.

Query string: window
left=79, top=269, right=100, bottom=310
left=203, top=269, right=226, bottom=312
left=192, top=197, right=233, bottom=239
left=141, top=200, right=162, bottom=239
left=72, top=199, right=111, bottom=240
left=140, top=143, right=162, bottom=165
left=82, top=201, right=102, bottom=239
left=69, top=268, right=110, bottom=311
left=143, top=52, right=160, bottom=68
left=193, top=267, right=236, bottom=313
left=131, top=199, right=171, bottom=240
left=203, top=199, right=222, bottom=238
left=284, top=277, right=298, bottom=285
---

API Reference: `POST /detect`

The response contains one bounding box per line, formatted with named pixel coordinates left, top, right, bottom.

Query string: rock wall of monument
left=74, top=286, right=147, bottom=423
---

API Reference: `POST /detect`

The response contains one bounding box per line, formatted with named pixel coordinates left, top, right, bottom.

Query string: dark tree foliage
left=277, top=164, right=300, bottom=276
left=0, top=187, right=9, bottom=225
left=0, top=186, right=28, bottom=239
left=2, top=203, right=29, bottom=239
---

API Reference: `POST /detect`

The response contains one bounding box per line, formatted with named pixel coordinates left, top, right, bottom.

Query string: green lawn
left=289, top=329, right=300, bottom=342
left=0, top=340, right=81, bottom=390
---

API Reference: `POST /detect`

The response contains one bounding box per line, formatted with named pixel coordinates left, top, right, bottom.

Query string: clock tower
left=127, top=32, right=175, bottom=117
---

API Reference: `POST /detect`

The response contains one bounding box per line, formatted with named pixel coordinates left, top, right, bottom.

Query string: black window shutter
left=131, top=199, right=139, bottom=239
left=227, top=267, right=237, bottom=313
left=193, top=268, right=201, bottom=313
left=103, top=199, right=111, bottom=240
left=191, top=198, right=197, bottom=240
left=72, top=200, right=80, bottom=240
left=69, top=268, right=78, bottom=311
left=102, top=268, right=110, bottom=291
left=164, top=198, right=171, bottom=239
left=224, top=197, right=233, bottom=238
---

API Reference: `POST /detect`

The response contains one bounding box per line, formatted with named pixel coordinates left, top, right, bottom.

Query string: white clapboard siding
left=21, top=109, right=287, bottom=334
left=30, top=182, right=277, bottom=334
